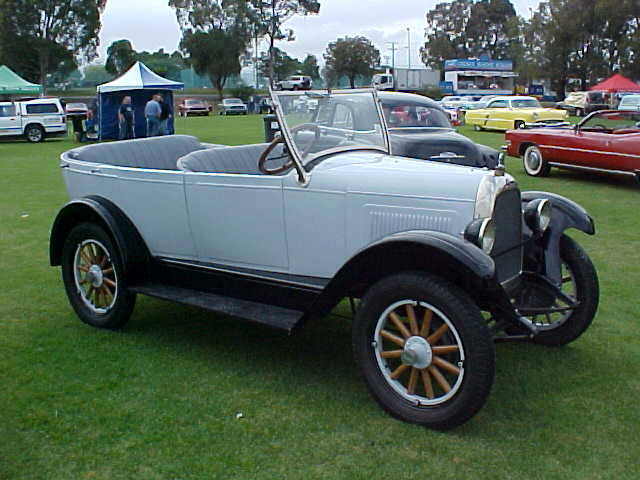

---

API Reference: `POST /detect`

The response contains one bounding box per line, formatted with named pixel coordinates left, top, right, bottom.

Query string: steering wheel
left=258, top=136, right=293, bottom=175
left=258, top=123, right=321, bottom=175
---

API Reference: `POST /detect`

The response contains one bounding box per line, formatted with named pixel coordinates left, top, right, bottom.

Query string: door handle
left=90, top=168, right=102, bottom=174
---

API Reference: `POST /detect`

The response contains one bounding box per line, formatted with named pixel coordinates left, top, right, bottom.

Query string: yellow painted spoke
left=420, top=369, right=434, bottom=399
left=431, top=345, right=459, bottom=355
left=407, top=368, right=418, bottom=394
left=101, top=284, right=113, bottom=301
left=428, top=365, right=451, bottom=393
left=432, top=356, right=460, bottom=376
left=420, top=309, right=433, bottom=337
left=80, top=249, right=92, bottom=265
left=390, top=364, right=409, bottom=379
left=380, top=329, right=405, bottom=347
left=86, top=286, right=95, bottom=302
left=381, top=349, right=403, bottom=359
left=427, top=323, right=449, bottom=345
left=77, top=265, right=89, bottom=273
left=389, top=312, right=411, bottom=339
left=405, top=304, right=419, bottom=335
left=102, top=267, right=113, bottom=275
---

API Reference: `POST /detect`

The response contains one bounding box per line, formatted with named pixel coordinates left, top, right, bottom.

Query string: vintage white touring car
left=51, top=89, right=599, bottom=430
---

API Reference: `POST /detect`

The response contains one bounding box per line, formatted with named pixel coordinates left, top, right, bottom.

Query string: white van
left=618, top=94, right=640, bottom=111
left=0, top=98, right=67, bottom=142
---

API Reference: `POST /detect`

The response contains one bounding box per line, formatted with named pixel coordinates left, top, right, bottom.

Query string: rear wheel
left=25, top=124, right=44, bottom=142
left=514, top=120, right=525, bottom=129
left=523, top=145, right=551, bottom=177
left=352, top=272, right=495, bottom=430
left=473, top=124, right=484, bottom=131
left=61, top=222, right=136, bottom=329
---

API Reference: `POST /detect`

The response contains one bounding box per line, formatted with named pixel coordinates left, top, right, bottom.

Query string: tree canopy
left=0, top=0, right=106, bottom=93
left=324, top=36, right=380, bottom=88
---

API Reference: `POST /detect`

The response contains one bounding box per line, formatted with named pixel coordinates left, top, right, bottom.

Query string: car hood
left=389, top=129, right=500, bottom=169
left=309, top=150, right=492, bottom=201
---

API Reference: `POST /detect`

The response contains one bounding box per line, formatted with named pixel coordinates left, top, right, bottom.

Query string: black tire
left=514, top=120, right=525, bottom=129
left=61, top=222, right=136, bottom=330
left=352, top=272, right=495, bottom=430
left=532, top=235, right=599, bottom=346
left=523, top=145, right=551, bottom=177
left=473, top=124, right=484, bottom=131
left=25, top=124, right=44, bottom=143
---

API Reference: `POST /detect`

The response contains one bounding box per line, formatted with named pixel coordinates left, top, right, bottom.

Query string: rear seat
left=178, top=143, right=287, bottom=175
left=66, top=135, right=209, bottom=170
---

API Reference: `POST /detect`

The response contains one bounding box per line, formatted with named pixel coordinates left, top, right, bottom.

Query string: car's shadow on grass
left=108, top=295, right=600, bottom=434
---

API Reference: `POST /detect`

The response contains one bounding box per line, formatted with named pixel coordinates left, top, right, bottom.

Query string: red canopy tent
left=589, top=74, right=640, bottom=92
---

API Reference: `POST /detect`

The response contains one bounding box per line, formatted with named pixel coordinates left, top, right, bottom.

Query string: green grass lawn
left=1, top=115, right=639, bottom=480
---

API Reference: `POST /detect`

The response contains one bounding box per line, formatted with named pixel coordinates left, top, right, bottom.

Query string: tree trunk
left=268, top=36, right=275, bottom=88
left=349, top=75, right=355, bottom=89
left=39, top=54, right=47, bottom=97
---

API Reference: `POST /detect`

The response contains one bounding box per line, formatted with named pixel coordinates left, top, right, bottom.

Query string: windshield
left=186, top=99, right=203, bottom=105
left=581, top=111, right=640, bottom=131
left=382, top=104, right=451, bottom=128
left=273, top=89, right=388, bottom=166
left=512, top=99, right=541, bottom=108
left=225, top=99, right=243, bottom=104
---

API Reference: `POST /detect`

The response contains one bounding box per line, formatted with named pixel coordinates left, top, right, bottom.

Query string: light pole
left=406, top=27, right=411, bottom=69
left=386, top=41, right=396, bottom=72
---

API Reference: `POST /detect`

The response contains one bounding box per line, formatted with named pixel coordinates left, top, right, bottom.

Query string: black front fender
left=522, top=191, right=595, bottom=285
left=309, top=230, right=496, bottom=318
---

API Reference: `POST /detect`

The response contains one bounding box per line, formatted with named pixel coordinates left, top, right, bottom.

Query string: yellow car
left=465, top=96, right=569, bottom=131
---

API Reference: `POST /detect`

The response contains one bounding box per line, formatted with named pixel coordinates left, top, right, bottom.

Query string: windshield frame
left=270, top=88, right=391, bottom=184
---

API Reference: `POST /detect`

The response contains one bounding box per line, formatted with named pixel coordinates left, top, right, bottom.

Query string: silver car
left=51, top=89, right=599, bottom=430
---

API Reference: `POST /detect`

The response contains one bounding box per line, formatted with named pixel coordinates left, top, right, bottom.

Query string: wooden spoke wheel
left=61, top=222, right=136, bottom=330
left=529, top=235, right=599, bottom=346
left=73, top=239, right=118, bottom=314
left=374, top=300, right=464, bottom=406
left=353, top=272, right=495, bottom=430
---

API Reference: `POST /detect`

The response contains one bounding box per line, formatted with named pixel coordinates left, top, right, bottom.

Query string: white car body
left=0, top=98, right=66, bottom=141
left=277, top=76, right=312, bottom=91
left=618, top=94, right=640, bottom=111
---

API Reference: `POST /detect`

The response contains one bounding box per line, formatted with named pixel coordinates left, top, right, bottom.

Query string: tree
left=181, top=29, right=244, bottom=99
left=258, top=47, right=301, bottom=81
left=81, top=64, right=113, bottom=87
left=137, top=49, right=185, bottom=82
left=170, top=0, right=251, bottom=98
left=465, top=0, right=517, bottom=58
left=250, top=0, right=320, bottom=85
left=324, top=36, right=380, bottom=88
left=300, top=54, right=320, bottom=79
left=420, top=0, right=474, bottom=69
left=0, top=0, right=106, bottom=94
left=105, top=40, right=137, bottom=76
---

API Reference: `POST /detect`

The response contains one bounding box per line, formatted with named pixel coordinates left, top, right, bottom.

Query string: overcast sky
left=98, top=0, right=542, bottom=68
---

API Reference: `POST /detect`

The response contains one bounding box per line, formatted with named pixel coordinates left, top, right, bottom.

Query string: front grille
left=491, top=185, right=522, bottom=283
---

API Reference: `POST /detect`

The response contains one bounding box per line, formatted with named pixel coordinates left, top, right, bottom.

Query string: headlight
left=524, top=198, right=552, bottom=233
left=465, top=218, right=496, bottom=254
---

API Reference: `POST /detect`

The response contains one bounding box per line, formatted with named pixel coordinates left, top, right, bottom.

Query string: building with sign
left=443, top=56, right=518, bottom=96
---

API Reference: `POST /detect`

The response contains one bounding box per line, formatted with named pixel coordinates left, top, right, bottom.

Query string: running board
left=130, top=283, right=304, bottom=332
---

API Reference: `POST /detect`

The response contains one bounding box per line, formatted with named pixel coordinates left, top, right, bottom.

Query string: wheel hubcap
left=374, top=300, right=465, bottom=406
left=73, top=240, right=118, bottom=314
left=527, top=150, right=541, bottom=170
left=401, top=336, right=432, bottom=369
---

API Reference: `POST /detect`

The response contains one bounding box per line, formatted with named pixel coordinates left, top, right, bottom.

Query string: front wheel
left=352, top=272, right=495, bottom=430
left=473, top=124, right=483, bottom=131
left=61, top=222, right=136, bottom=329
left=523, top=145, right=551, bottom=177
left=527, top=235, right=599, bottom=346
left=514, top=120, right=525, bottom=129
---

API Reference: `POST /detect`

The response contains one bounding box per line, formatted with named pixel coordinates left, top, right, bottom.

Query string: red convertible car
left=505, top=110, right=640, bottom=180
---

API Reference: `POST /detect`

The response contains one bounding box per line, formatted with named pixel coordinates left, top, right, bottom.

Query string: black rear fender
left=49, top=196, right=150, bottom=277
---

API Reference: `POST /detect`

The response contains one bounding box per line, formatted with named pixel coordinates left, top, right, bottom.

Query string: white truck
left=0, top=98, right=67, bottom=142
left=373, top=69, right=440, bottom=92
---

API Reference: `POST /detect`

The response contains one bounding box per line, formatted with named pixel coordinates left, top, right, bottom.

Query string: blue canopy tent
left=97, top=62, right=184, bottom=140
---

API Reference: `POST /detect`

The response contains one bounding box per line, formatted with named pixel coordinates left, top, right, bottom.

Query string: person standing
left=158, top=95, right=173, bottom=136
left=144, top=94, right=162, bottom=137
left=118, top=96, right=135, bottom=140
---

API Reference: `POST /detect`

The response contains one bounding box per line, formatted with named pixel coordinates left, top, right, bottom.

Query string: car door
left=484, top=100, right=510, bottom=130
left=184, top=170, right=289, bottom=270
left=0, top=103, right=19, bottom=136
